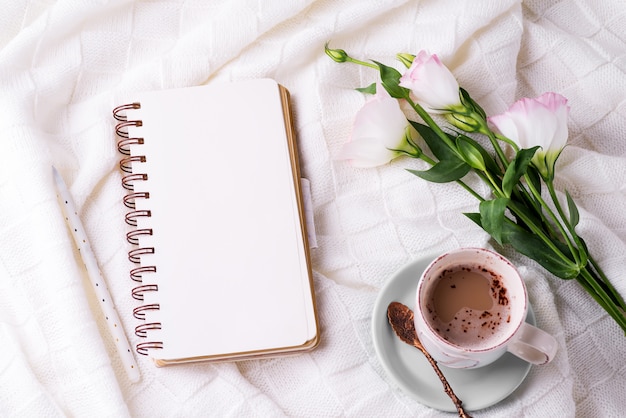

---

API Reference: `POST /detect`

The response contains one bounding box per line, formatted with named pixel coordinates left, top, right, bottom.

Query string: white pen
left=52, top=166, right=140, bottom=383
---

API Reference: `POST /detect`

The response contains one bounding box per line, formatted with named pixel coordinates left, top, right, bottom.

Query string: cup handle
left=507, top=322, right=558, bottom=365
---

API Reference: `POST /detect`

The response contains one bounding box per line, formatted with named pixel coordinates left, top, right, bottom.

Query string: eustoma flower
left=327, top=45, right=626, bottom=334
left=399, top=51, right=462, bottom=113
left=490, top=92, right=569, bottom=180
left=339, top=84, right=418, bottom=168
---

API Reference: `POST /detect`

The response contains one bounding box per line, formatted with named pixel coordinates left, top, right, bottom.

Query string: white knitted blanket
left=1, top=1, right=625, bottom=416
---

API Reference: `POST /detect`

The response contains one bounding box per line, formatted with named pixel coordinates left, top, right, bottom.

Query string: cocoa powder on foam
left=426, top=264, right=513, bottom=349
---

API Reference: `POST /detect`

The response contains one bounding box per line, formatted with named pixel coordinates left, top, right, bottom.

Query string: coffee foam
left=425, top=264, right=513, bottom=349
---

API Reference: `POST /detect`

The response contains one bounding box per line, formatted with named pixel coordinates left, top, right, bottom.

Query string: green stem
left=457, top=179, right=485, bottom=202
left=525, top=175, right=581, bottom=266
left=345, top=57, right=379, bottom=69
left=587, top=256, right=626, bottom=310
left=406, top=97, right=461, bottom=157
left=483, top=170, right=504, bottom=197
left=482, top=124, right=510, bottom=170
left=506, top=199, right=576, bottom=267
left=469, top=164, right=572, bottom=267
left=494, top=133, right=520, bottom=151
left=511, top=184, right=545, bottom=230
left=542, top=180, right=626, bottom=313
left=546, top=181, right=587, bottom=263
left=578, top=267, right=626, bottom=332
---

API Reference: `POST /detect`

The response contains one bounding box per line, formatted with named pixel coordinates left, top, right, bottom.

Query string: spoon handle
left=414, top=342, right=472, bottom=418
left=387, top=302, right=471, bottom=418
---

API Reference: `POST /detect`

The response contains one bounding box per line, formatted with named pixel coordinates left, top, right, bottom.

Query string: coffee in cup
left=414, top=247, right=558, bottom=369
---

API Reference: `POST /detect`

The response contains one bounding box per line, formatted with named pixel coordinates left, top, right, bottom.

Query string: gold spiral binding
left=120, top=156, right=146, bottom=174
left=133, top=304, right=160, bottom=320
left=125, top=209, right=151, bottom=227
left=126, top=228, right=153, bottom=245
left=128, top=247, right=155, bottom=264
left=135, top=322, right=162, bottom=338
left=115, top=120, right=142, bottom=137
left=113, top=102, right=140, bottom=121
left=122, top=173, right=147, bottom=191
left=136, top=341, right=164, bottom=355
left=117, top=137, right=144, bottom=156
left=131, top=284, right=158, bottom=301
left=123, top=192, right=150, bottom=209
left=114, top=102, right=162, bottom=356
left=130, top=266, right=157, bottom=282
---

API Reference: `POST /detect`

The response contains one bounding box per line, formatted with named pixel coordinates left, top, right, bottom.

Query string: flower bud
left=457, top=135, right=487, bottom=171
left=396, top=53, right=415, bottom=68
left=325, top=43, right=349, bottom=63
left=444, top=111, right=483, bottom=133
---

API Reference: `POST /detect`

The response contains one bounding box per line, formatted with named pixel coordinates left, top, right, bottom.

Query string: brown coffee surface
left=426, top=264, right=512, bottom=349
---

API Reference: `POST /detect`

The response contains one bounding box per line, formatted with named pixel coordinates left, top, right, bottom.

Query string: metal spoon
left=387, top=301, right=472, bottom=418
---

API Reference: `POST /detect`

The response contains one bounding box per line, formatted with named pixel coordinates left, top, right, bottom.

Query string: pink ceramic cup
left=414, top=247, right=558, bottom=369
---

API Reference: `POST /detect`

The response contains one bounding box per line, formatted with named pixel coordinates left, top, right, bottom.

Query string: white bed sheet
left=1, top=1, right=625, bottom=416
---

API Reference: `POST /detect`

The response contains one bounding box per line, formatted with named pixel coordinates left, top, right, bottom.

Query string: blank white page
left=125, top=79, right=317, bottom=364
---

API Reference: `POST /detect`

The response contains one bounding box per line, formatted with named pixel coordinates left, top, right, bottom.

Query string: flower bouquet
left=325, top=44, right=626, bottom=333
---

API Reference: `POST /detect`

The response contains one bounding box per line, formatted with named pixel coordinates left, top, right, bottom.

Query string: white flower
left=398, top=50, right=461, bottom=113
left=490, top=92, right=569, bottom=180
left=339, top=84, right=416, bottom=168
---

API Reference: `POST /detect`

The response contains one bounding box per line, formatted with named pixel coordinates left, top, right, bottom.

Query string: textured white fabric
left=0, top=0, right=625, bottom=416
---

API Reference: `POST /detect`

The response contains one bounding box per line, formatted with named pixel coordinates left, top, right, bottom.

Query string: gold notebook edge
left=153, top=335, right=319, bottom=367
left=278, top=83, right=321, bottom=350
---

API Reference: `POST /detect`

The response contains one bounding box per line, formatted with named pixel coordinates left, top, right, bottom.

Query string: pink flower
left=340, top=84, right=416, bottom=167
left=399, top=51, right=461, bottom=113
left=490, top=92, right=569, bottom=179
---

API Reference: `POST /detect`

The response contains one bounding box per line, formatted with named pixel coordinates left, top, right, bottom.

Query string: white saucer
left=372, top=255, right=534, bottom=412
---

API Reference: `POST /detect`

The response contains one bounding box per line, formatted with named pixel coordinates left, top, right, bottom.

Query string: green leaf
left=408, top=121, right=473, bottom=182
left=356, top=83, right=376, bottom=95
left=372, top=61, right=408, bottom=99
left=565, top=190, right=580, bottom=227
left=467, top=212, right=580, bottom=279
left=409, top=121, right=459, bottom=162
left=479, top=198, right=509, bottom=244
left=407, top=158, right=471, bottom=183
left=464, top=212, right=482, bottom=227
left=501, top=221, right=579, bottom=279
left=502, top=146, right=540, bottom=198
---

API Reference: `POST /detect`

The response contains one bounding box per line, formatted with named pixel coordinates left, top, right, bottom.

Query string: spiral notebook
left=113, top=79, right=319, bottom=366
